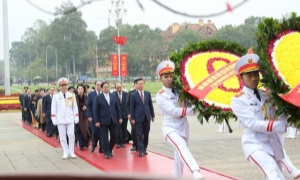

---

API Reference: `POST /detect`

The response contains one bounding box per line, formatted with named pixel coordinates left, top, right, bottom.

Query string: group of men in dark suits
left=86, top=78, right=155, bottom=159
left=19, top=86, right=58, bottom=138
left=20, top=87, right=38, bottom=126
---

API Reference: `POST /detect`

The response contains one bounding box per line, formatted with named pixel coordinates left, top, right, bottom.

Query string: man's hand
left=24, top=108, right=27, bottom=112
left=119, top=119, right=123, bottom=124
left=88, top=117, right=93, bottom=122
left=42, top=113, right=46, bottom=118
left=151, top=118, right=155, bottom=122
left=95, top=122, right=100, bottom=127
left=82, top=105, right=86, bottom=111
left=131, top=119, right=135, bottom=125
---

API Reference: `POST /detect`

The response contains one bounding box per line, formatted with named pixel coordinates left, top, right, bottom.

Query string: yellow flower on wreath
left=184, top=51, right=241, bottom=108
left=272, top=32, right=300, bottom=89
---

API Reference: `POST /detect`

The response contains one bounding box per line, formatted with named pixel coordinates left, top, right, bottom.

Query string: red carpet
left=18, top=120, right=239, bottom=179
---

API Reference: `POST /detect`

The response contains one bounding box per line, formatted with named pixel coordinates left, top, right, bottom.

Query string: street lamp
left=109, top=0, right=127, bottom=82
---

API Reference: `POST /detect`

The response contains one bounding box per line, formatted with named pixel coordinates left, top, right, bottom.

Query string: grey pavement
left=1, top=103, right=300, bottom=179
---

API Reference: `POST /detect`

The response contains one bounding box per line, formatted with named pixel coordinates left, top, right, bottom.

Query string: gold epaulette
left=234, top=92, right=244, bottom=98
left=158, top=89, right=164, bottom=94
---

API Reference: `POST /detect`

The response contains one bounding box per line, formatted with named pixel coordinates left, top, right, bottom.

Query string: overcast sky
left=1, top=0, right=300, bottom=60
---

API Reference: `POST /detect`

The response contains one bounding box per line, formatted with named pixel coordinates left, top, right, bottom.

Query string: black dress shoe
left=139, top=152, right=144, bottom=157
left=144, top=151, right=148, bottom=155
left=116, top=144, right=120, bottom=148
left=130, top=146, right=136, bottom=151
left=80, top=146, right=84, bottom=151
left=90, top=146, right=95, bottom=153
left=120, top=144, right=126, bottom=148
left=110, top=153, right=114, bottom=158
left=104, top=154, right=110, bottom=159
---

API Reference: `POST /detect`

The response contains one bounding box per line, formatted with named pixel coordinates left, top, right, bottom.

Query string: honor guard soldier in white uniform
left=231, top=54, right=300, bottom=179
left=51, top=77, right=79, bottom=159
left=155, top=60, right=204, bottom=180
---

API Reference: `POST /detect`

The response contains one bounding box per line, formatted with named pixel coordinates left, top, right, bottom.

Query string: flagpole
left=3, top=0, right=11, bottom=95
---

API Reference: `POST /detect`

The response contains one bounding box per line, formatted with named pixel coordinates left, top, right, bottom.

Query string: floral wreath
left=257, top=12, right=300, bottom=126
left=170, top=40, right=246, bottom=129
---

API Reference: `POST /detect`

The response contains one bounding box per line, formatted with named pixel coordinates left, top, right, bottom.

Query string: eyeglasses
left=60, top=84, right=67, bottom=87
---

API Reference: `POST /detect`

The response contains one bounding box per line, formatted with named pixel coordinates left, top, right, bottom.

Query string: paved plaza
left=0, top=102, right=299, bottom=179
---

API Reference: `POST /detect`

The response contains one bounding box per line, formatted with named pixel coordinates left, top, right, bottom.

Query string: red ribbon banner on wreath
left=188, top=60, right=237, bottom=100
left=278, top=82, right=300, bottom=108
left=113, top=36, right=127, bottom=46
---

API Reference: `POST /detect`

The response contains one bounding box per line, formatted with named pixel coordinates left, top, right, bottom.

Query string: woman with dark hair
left=75, top=84, right=89, bottom=150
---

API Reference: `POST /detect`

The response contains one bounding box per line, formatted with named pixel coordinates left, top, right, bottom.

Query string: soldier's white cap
left=156, top=60, right=175, bottom=77
left=57, top=77, right=68, bottom=86
left=234, top=54, right=260, bottom=75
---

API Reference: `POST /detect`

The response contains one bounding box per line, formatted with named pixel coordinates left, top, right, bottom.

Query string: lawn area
left=1, top=80, right=163, bottom=96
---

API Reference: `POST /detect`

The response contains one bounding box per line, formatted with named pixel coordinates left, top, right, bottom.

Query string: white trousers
left=166, top=132, right=200, bottom=177
left=281, top=150, right=298, bottom=178
left=249, top=150, right=285, bottom=180
left=57, top=123, right=75, bottom=156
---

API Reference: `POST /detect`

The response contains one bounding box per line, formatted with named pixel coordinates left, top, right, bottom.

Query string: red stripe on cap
left=238, top=63, right=259, bottom=74
left=159, top=67, right=174, bottom=76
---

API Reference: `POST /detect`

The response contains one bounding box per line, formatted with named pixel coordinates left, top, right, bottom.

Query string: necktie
left=254, top=89, right=261, bottom=101
left=63, top=93, right=66, bottom=99
left=171, top=88, right=175, bottom=95
left=140, top=92, right=144, bottom=103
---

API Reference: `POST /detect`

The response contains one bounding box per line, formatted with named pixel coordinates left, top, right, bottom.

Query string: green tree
left=167, top=29, right=202, bottom=51
left=99, top=24, right=163, bottom=77
left=211, top=16, right=265, bottom=49
left=49, top=1, right=89, bottom=76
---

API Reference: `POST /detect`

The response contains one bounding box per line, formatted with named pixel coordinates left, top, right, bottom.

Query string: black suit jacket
left=86, top=90, right=99, bottom=122
left=130, top=90, right=155, bottom=122
left=126, top=89, right=136, bottom=116
left=42, top=94, right=52, bottom=118
left=113, top=91, right=128, bottom=119
left=94, top=93, right=122, bottom=126
left=24, top=94, right=34, bottom=111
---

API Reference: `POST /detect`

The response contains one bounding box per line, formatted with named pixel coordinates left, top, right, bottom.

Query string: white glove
left=52, top=119, right=57, bottom=126
left=74, top=117, right=79, bottom=124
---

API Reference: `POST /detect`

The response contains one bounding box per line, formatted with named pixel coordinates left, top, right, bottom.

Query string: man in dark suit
left=94, top=82, right=122, bottom=159
left=86, top=80, right=102, bottom=153
left=113, top=82, right=128, bottom=148
left=42, top=87, right=56, bottom=137
left=130, top=78, right=155, bottom=157
left=126, top=79, right=139, bottom=151
left=19, top=89, right=26, bottom=122
left=23, top=89, right=34, bottom=125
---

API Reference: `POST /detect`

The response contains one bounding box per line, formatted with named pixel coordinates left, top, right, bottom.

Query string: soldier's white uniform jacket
left=51, top=91, right=79, bottom=125
left=231, top=86, right=287, bottom=161
left=156, top=86, right=194, bottom=139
